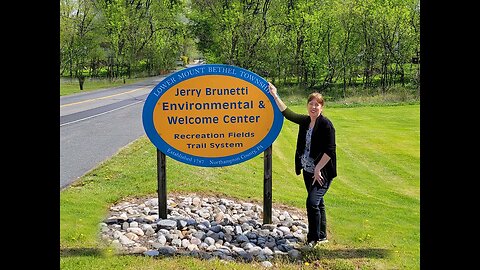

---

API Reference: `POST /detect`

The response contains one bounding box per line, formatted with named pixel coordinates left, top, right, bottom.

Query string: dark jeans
left=303, top=170, right=332, bottom=242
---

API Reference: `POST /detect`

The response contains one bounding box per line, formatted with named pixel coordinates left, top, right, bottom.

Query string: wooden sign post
left=157, top=149, right=167, bottom=219
left=263, top=145, right=272, bottom=224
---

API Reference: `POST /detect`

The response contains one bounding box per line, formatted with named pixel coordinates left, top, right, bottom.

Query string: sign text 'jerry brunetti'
left=143, top=64, right=284, bottom=167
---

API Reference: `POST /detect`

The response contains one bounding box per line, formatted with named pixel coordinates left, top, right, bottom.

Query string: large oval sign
left=142, top=64, right=284, bottom=167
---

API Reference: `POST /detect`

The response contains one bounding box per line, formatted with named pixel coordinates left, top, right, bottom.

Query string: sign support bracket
left=156, top=146, right=273, bottom=223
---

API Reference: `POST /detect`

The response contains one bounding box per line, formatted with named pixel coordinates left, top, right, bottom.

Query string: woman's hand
left=268, top=82, right=278, bottom=97
left=312, top=154, right=331, bottom=186
left=267, top=82, right=287, bottom=112
left=312, top=167, right=324, bottom=186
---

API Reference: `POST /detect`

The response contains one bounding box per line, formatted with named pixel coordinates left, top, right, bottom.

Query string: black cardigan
left=282, top=107, right=337, bottom=180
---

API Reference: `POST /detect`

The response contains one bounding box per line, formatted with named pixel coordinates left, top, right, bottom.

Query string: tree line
left=61, top=0, right=420, bottom=94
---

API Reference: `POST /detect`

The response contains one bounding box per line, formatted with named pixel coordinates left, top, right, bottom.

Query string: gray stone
left=143, top=250, right=159, bottom=256
left=190, top=237, right=202, bottom=245
left=192, top=231, right=206, bottom=240
left=177, top=219, right=188, bottom=229
left=204, top=237, right=215, bottom=246
left=236, top=234, right=249, bottom=243
left=158, top=246, right=176, bottom=256
left=171, top=238, right=182, bottom=247
left=210, top=225, right=222, bottom=233
left=262, top=261, right=273, bottom=267
left=288, top=249, right=301, bottom=260
left=155, top=234, right=165, bottom=245
left=100, top=195, right=309, bottom=263
left=157, top=219, right=177, bottom=230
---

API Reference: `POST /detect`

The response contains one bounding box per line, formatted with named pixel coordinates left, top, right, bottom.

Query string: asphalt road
left=60, top=75, right=167, bottom=190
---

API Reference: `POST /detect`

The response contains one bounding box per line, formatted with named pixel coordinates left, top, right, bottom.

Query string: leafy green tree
left=60, top=0, right=420, bottom=94
left=60, top=0, right=100, bottom=89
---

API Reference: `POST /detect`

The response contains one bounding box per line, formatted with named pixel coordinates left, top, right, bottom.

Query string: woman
left=268, top=82, right=337, bottom=246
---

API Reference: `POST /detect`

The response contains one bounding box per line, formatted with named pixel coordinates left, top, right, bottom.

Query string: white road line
left=60, top=100, right=144, bottom=127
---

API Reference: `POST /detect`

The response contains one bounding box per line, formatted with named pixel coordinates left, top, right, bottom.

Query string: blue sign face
left=142, top=64, right=284, bottom=167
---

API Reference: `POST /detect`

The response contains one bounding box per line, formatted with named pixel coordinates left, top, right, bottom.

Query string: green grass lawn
left=60, top=104, right=419, bottom=269
left=60, top=77, right=151, bottom=96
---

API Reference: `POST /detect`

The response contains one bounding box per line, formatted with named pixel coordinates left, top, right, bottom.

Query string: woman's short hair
left=307, top=92, right=324, bottom=106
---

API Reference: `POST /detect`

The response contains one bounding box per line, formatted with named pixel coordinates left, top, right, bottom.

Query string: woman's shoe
left=316, top=237, right=329, bottom=244
left=312, top=238, right=329, bottom=248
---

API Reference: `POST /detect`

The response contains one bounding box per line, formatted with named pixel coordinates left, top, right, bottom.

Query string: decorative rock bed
left=99, top=194, right=310, bottom=265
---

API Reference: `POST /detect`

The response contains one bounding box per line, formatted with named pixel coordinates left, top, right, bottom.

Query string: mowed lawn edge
left=60, top=104, right=420, bottom=270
